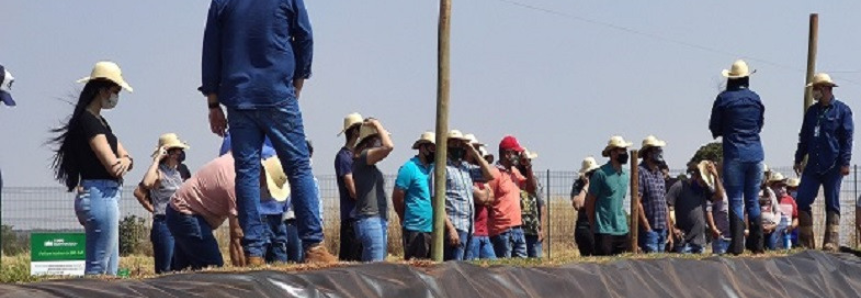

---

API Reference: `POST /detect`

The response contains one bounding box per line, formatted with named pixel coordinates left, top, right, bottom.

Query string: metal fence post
left=855, top=164, right=858, bottom=247
left=546, top=169, right=551, bottom=259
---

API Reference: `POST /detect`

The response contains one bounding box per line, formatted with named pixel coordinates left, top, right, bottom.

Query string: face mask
left=422, top=148, right=435, bottom=163
left=651, top=151, right=665, bottom=164
left=812, top=89, right=823, bottom=101
left=615, top=153, right=629, bottom=165
left=102, top=93, right=119, bottom=110
left=449, top=147, right=465, bottom=161
left=509, top=154, right=520, bottom=166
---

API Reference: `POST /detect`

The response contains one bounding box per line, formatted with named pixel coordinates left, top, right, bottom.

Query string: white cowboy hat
left=77, top=61, right=133, bottom=92
left=478, top=145, right=491, bottom=158
left=150, top=133, right=190, bottom=157
left=412, top=131, right=436, bottom=150
left=601, top=136, right=633, bottom=157
left=806, top=73, right=838, bottom=87
left=464, top=133, right=485, bottom=147
left=786, top=177, right=801, bottom=188
left=447, top=130, right=470, bottom=142
left=262, top=156, right=290, bottom=202
left=767, top=172, right=788, bottom=184
left=640, top=135, right=667, bottom=151
left=337, top=113, right=363, bottom=136
left=579, top=156, right=600, bottom=176
left=721, top=59, right=756, bottom=79
left=696, top=160, right=716, bottom=189
left=522, top=147, right=539, bottom=160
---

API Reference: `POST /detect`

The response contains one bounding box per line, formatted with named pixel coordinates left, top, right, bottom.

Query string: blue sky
left=1, top=0, right=860, bottom=187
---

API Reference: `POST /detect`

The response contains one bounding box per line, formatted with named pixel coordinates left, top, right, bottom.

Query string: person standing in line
left=335, top=113, right=363, bottom=261
left=585, top=136, right=632, bottom=256
left=636, top=135, right=672, bottom=253
left=667, top=161, right=725, bottom=254
left=351, top=119, right=394, bottom=262
left=50, top=61, right=135, bottom=275
left=488, top=136, right=535, bottom=258
left=793, top=73, right=854, bottom=251
left=709, top=59, right=766, bottom=255
left=467, top=144, right=497, bottom=260
left=393, top=132, right=435, bottom=260
left=200, top=0, right=335, bottom=265
left=572, top=157, right=600, bottom=257
left=517, top=148, right=545, bottom=258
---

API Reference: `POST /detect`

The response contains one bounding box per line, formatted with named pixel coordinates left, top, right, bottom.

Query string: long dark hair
left=50, top=79, right=118, bottom=191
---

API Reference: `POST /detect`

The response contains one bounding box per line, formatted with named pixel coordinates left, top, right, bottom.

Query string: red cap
left=499, top=135, right=524, bottom=152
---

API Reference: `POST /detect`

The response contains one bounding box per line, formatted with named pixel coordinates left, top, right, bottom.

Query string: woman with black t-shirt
left=50, top=61, right=134, bottom=276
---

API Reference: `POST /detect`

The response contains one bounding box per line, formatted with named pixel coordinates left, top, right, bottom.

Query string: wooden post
left=804, top=14, right=818, bottom=111
left=629, top=150, right=640, bottom=254
left=546, top=169, right=551, bottom=259
left=431, top=0, right=452, bottom=262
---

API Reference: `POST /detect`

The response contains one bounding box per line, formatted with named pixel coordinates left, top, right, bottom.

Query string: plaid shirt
left=638, top=162, right=668, bottom=230
left=431, top=159, right=485, bottom=233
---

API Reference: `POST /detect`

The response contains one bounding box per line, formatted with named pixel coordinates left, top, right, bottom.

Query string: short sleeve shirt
left=666, top=180, right=712, bottom=246
left=395, top=157, right=433, bottom=233
left=431, top=159, right=486, bottom=234
left=488, top=164, right=524, bottom=236
left=588, top=162, right=629, bottom=236
left=76, top=112, right=119, bottom=181
left=352, top=151, right=388, bottom=219
left=149, top=164, right=184, bottom=216
left=335, top=147, right=356, bottom=221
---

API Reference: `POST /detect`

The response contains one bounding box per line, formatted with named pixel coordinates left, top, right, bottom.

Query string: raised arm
left=365, top=120, right=394, bottom=165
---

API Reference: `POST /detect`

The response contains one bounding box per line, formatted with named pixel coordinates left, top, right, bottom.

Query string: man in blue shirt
left=793, top=73, right=854, bottom=251
left=335, top=113, right=363, bottom=261
left=709, top=59, right=765, bottom=255
left=393, top=132, right=435, bottom=260
left=200, top=0, right=334, bottom=265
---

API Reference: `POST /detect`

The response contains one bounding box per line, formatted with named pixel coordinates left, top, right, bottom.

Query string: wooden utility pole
left=431, top=0, right=452, bottom=262
left=629, top=150, right=640, bottom=254
left=804, top=13, right=818, bottom=111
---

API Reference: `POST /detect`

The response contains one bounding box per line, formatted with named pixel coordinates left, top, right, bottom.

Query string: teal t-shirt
left=395, top=157, right=433, bottom=233
left=588, top=162, right=630, bottom=235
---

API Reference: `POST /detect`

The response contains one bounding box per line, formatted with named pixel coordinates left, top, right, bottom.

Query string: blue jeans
left=490, top=227, right=527, bottom=258
left=639, top=229, right=667, bottom=253
left=796, top=166, right=843, bottom=214
left=262, top=214, right=288, bottom=263
left=765, top=219, right=789, bottom=250
left=150, top=216, right=175, bottom=274
left=675, top=242, right=705, bottom=254
left=525, top=234, right=543, bottom=258
left=74, top=180, right=120, bottom=276
left=444, top=229, right=471, bottom=261
left=284, top=219, right=304, bottom=263
left=354, top=216, right=388, bottom=262
left=227, top=100, right=322, bottom=257
left=466, top=235, right=497, bottom=260
left=166, top=207, right=224, bottom=270
left=723, top=159, right=763, bottom=252
left=712, top=237, right=730, bottom=255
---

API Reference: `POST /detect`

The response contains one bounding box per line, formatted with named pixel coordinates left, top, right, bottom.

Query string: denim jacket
left=709, top=87, right=765, bottom=162
left=795, top=98, right=854, bottom=174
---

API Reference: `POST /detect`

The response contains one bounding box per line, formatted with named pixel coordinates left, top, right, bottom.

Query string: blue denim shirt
left=200, top=0, right=313, bottom=109
left=709, top=87, right=765, bottom=162
left=795, top=98, right=854, bottom=174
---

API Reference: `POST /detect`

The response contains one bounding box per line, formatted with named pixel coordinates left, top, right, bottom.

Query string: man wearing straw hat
left=586, top=136, right=633, bottom=256
left=765, top=172, right=797, bottom=250
left=793, top=73, right=854, bottom=251
left=636, top=135, right=672, bottom=253
left=393, top=132, right=436, bottom=260
left=667, top=161, right=725, bottom=254
left=571, top=157, right=600, bottom=256
left=335, top=112, right=364, bottom=261
left=466, top=142, right=497, bottom=260
left=517, top=147, right=546, bottom=258
left=709, top=59, right=766, bottom=255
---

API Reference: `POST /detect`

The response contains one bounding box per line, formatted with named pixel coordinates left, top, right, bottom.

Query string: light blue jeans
left=466, top=235, right=497, bottom=260
left=74, top=180, right=120, bottom=276
left=355, top=216, right=388, bottom=262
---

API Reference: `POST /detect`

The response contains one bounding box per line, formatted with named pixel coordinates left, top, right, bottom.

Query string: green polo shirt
left=588, top=162, right=630, bottom=235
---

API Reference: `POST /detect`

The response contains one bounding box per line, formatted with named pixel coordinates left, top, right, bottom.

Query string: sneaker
left=304, top=244, right=338, bottom=265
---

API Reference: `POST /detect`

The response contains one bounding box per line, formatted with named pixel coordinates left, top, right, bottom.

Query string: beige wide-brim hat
left=150, top=133, right=190, bottom=157
left=579, top=156, right=600, bottom=176
left=77, top=61, right=133, bottom=92
left=464, top=133, right=485, bottom=147
left=354, top=123, right=389, bottom=149
left=639, top=135, right=667, bottom=156
left=601, top=136, right=633, bottom=157
left=447, top=129, right=469, bottom=142
left=786, top=177, right=801, bottom=188
left=768, top=172, right=788, bottom=185
left=337, top=113, right=363, bottom=136
left=697, top=160, right=716, bottom=189
left=478, top=145, right=491, bottom=158
left=412, top=131, right=436, bottom=150
left=721, top=59, right=756, bottom=79
left=522, top=147, right=539, bottom=160
left=806, top=73, right=838, bottom=87
left=262, top=156, right=290, bottom=202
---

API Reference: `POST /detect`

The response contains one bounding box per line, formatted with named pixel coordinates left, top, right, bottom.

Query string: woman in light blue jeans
left=350, top=119, right=394, bottom=262
left=51, top=62, right=134, bottom=275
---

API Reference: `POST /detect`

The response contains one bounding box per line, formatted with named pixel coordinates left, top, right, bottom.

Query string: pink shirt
left=488, top=165, right=525, bottom=236
left=170, top=154, right=237, bottom=229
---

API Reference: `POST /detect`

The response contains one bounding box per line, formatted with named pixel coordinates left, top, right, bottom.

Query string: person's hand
left=841, top=166, right=851, bottom=176
left=711, top=228, right=721, bottom=240
left=230, top=227, right=245, bottom=267
left=154, top=146, right=169, bottom=162
left=209, top=107, right=227, bottom=137
left=706, top=162, right=718, bottom=176
left=672, top=228, right=682, bottom=239
left=538, top=229, right=545, bottom=243
left=521, top=154, right=533, bottom=169
left=744, top=229, right=750, bottom=238
left=447, top=228, right=460, bottom=247
left=111, top=158, right=130, bottom=178
left=667, top=234, right=675, bottom=251
left=794, top=163, right=803, bottom=176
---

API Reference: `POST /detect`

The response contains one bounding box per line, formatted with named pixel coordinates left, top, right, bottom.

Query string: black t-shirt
left=76, top=112, right=119, bottom=181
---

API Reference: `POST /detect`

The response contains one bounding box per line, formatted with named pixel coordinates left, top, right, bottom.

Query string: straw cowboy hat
left=639, top=135, right=667, bottom=157
left=77, top=61, right=133, bottom=92
left=412, top=131, right=436, bottom=150
left=354, top=123, right=381, bottom=149
left=464, top=133, right=485, bottom=147
left=262, top=156, right=290, bottom=202
left=151, top=133, right=190, bottom=157
left=696, top=160, right=716, bottom=189
left=767, top=172, right=788, bottom=185
left=579, top=156, right=600, bottom=177
left=522, top=147, right=539, bottom=160
left=722, top=59, right=756, bottom=79
left=601, top=136, right=633, bottom=157
left=806, top=73, right=838, bottom=87
left=447, top=130, right=469, bottom=142
left=478, top=146, right=491, bottom=158
left=338, top=112, right=363, bottom=136
left=786, top=178, right=801, bottom=188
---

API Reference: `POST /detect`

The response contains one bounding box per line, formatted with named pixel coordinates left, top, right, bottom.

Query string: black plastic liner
left=2, top=250, right=860, bottom=298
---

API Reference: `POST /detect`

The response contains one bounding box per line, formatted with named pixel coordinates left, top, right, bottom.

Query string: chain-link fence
left=2, top=167, right=859, bottom=257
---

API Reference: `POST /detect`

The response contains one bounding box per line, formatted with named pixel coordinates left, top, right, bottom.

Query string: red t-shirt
left=473, top=182, right=490, bottom=236
left=778, top=195, right=798, bottom=221
left=488, top=165, right=525, bottom=236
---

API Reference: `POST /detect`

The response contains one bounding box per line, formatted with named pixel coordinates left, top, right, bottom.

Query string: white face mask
left=102, top=93, right=119, bottom=110
left=812, top=89, right=823, bottom=101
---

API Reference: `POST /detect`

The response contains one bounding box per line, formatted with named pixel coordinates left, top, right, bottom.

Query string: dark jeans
left=338, top=219, right=362, bottom=261
left=466, top=235, right=497, bottom=260
left=166, top=207, right=224, bottom=270
left=262, top=214, right=288, bottom=263
left=594, top=233, right=629, bottom=256
left=525, top=234, right=543, bottom=258
left=444, top=229, right=471, bottom=261
left=150, top=216, right=175, bottom=274
left=491, top=227, right=527, bottom=258
left=796, top=166, right=843, bottom=214
left=574, top=214, right=595, bottom=257
left=284, top=219, right=304, bottom=263
left=402, top=229, right=432, bottom=260
left=227, top=100, right=323, bottom=257
left=638, top=228, right=667, bottom=253
left=723, top=159, right=763, bottom=254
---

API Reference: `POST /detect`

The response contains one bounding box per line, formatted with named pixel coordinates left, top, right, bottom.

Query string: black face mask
left=616, top=153, right=629, bottom=165
left=650, top=151, right=664, bottom=164
left=449, top=147, right=465, bottom=161
left=509, top=154, right=520, bottom=166
left=423, top=149, right=435, bottom=164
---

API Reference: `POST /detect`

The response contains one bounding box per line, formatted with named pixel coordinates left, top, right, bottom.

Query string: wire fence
left=2, top=167, right=859, bottom=257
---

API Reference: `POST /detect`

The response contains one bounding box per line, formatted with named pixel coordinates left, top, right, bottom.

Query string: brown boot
left=304, top=244, right=338, bottom=265
left=246, top=256, right=266, bottom=267
left=822, top=211, right=840, bottom=252
left=798, top=210, right=815, bottom=249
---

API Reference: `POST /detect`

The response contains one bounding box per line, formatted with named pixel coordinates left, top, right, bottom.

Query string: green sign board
left=30, top=233, right=86, bottom=276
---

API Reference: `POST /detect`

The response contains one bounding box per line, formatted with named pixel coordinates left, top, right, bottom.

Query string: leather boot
left=246, top=256, right=265, bottom=267
left=798, top=210, right=816, bottom=249
left=304, top=243, right=338, bottom=265
left=823, top=211, right=840, bottom=252
left=746, top=219, right=765, bottom=254
left=729, top=209, right=746, bottom=255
